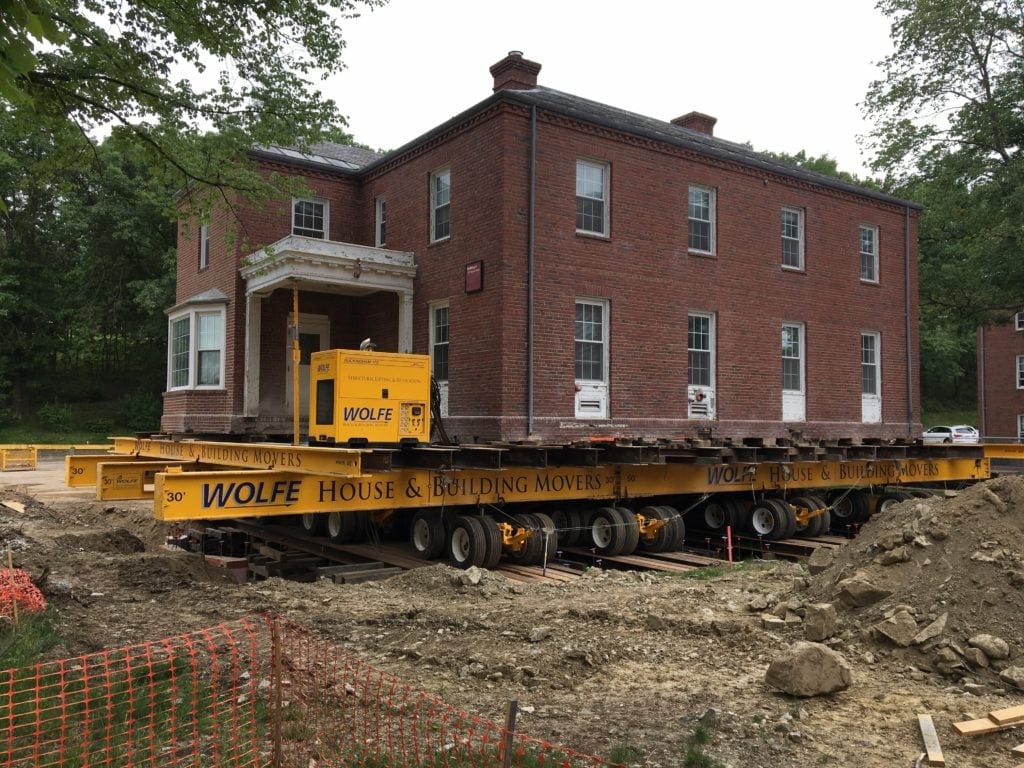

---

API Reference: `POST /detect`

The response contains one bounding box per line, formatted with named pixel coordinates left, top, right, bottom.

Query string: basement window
left=167, top=306, right=225, bottom=390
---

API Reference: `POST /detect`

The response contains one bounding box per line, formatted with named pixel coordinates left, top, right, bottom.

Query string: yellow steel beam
left=151, top=457, right=989, bottom=521
left=66, top=454, right=168, bottom=486
left=622, top=457, right=989, bottom=496
left=1, top=444, right=113, bottom=451
left=96, top=461, right=190, bottom=500
left=109, top=437, right=363, bottom=477
left=982, top=443, right=1024, bottom=460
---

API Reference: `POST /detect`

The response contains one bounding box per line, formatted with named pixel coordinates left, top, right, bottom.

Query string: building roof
left=250, top=142, right=382, bottom=172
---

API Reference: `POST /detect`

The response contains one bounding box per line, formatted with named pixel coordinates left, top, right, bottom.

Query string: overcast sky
left=326, top=0, right=895, bottom=178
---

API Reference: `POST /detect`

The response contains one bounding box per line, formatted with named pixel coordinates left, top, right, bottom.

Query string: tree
left=758, top=149, right=873, bottom=187
left=865, top=0, right=1024, bottom=322
left=1, top=0, right=383, bottom=203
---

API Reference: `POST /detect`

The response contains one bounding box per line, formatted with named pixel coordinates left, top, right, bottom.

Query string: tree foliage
left=2, top=0, right=382, bottom=203
left=866, top=0, right=1024, bottom=322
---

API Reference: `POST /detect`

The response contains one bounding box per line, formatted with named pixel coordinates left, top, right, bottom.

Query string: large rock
left=807, top=547, right=834, bottom=575
left=968, top=634, right=1010, bottom=660
left=765, top=642, right=853, bottom=697
left=836, top=576, right=892, bottom=608
left=999, top=666, right=1024, bottom=688
left=873, top=610, right=918, bottom=647
left=912, top=612, right=948, bottom=645
left=804, top=603, right=838, bottom=641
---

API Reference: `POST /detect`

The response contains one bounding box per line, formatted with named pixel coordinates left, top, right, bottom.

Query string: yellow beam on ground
left=0, top=444, right=113, bottom=451
left=109, top=437, right=363, bottom=477
left=982, top=443, right=1024, bottom=460
left=0, top=447, right=36, bottom=471
left=66, top=453, right=163, bottom=486
left=96, top=461, right=190, bottom=500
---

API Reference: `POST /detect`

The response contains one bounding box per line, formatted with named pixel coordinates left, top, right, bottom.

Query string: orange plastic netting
left=0, top=569, right=46, bottom=619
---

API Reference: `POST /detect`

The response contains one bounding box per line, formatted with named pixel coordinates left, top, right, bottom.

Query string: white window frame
left=688, top=312, right=715, bottom=389
left=292, top=197, right=328, bottom=239
left=429, top=301, right=450, bottom=383
left=860, top=224, right=879, bottom=283
left=781, top=207, right=804, bottom=270
left=1016, top=312, right=1024, bottom=331
left=1018, top=414, right=1024, bottom=442
left=166, top=305, right=226, bottom=391
left=575, top=159, right=610, bottom=237
left=1018, top=355, right=1024, bottom=389
left=199, top=223, right=210, bottom=270
left=861, top=331, right=880, bottom=396
left=782, top=322, right=805, bottom=393
left=430, top=167, right=451, bottom=243
left=687, top=185, right=715, bottom=255
left=375, top=195, right=387, bottom=247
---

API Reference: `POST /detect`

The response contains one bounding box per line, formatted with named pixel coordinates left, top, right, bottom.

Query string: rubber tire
left=590, top=506, right=627, bottom=555
left=448, top=516, right=488, bottom=569
left=699, top=499, right=736, bottom=533
left=351, top=510, right=370, bottom=542
left=787, top=496, right=815, bottom=537
left=614, top=507, right=640, bottom=555
left=746, top=501, right=787, bottom=540
left=799, top=494, right=830, bottom=537
left=876, top=489, right=915, bottom=515
left=531, top=512, right=560, bottom=562
left=767, top=498, right=798, bottom=539
left=506, top=513, right=544, bottom=564
left=828, top=490, right=869, bottom=530
left=410, top=509, right=445, bottom=559
left=326, top=511, right=357, bottom=543
left=548, top=509, right=569, bottom=546
left=637, top=506, right=684, bottom=552
left=477, top=514, right=503, bottom=570
left=301, top=513, right=326, bottom=536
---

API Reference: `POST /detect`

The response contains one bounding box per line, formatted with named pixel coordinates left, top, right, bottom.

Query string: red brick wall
left=165, top=101, right=922, bottom=443
left=978, top=320, right=1024, bottom=439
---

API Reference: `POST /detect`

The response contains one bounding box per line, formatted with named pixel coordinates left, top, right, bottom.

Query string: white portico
left=239, top=234, right=417, bottom=417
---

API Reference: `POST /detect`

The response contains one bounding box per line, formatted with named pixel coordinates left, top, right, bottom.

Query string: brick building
left=163, top=52, right=923, bottom=443
left=977, top=314, right=1024, bottom=440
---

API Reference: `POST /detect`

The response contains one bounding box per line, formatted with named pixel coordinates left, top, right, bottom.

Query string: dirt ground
left=2, top=461, right=1023, bottom=768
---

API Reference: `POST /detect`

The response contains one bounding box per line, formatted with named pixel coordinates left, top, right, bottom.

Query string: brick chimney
left=671, top=111, right=717, bottom=136
left=490, top=51, right=541, bottom=92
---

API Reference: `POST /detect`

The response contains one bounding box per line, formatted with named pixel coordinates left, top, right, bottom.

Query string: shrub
left=37, top=403, right=73, bottom=432
left=122, top=392, right=161, bottom=432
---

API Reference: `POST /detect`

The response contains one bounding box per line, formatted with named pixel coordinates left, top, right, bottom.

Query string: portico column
left=243, top=293, right=262, bottom=415
left=398, top=289, right=414, bottom=353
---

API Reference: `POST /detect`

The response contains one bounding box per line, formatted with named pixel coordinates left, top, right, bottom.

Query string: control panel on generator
left=309, top=349, right=431, bottom=446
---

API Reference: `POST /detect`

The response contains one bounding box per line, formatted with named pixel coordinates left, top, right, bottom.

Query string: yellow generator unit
left=309, top=349, right=431, bottom=446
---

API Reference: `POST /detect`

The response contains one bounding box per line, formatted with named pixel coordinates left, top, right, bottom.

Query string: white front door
left=781, top=322, right=806, bottom=422
left=687, top=312, right=716, bottom=419
left=575, top=299, right=609, bottom=418
left=285, top=313, right=329, bottom=419
left=430, top=302, right=450, bottom=417
left=861, top=331, right=881, bottom=423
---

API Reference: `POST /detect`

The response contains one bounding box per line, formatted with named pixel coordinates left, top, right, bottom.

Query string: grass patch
left=0, top=609, right=63, bottom=669
left=606, top=743, right=644, bottom=765
left=682, top=724, right=723, bottom=768
left=920, top=406, right=977, bottom=429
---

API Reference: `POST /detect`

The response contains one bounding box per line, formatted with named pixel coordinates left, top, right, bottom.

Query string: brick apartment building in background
left=978, top=314, right=1024, bottom=440
left=162, top=52, right=924, bottom=444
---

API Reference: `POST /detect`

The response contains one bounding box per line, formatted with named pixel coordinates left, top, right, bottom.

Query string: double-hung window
left=1016, top=312, right=1024, bottom=331
left=860, top=225, right=879, bottom=282
left=1019, top=415, right=1024, bottom=442
left=688, top=314, right=713, bottom=387
left=375, top=196, right=387, bottom=247
left=199, top=223, right=210, bottom=270
left=1018, top=356, right=1024, bottom=389
left=861, top=332, right=880, bottom=396
left=781, top=207, right=804, bottom=269
left=430, top=168, right=451, bottom=242
left=167, top=305, right=225, bottom=390
left=431, top=304, right=450, bottom=382
left=576, top=160, right=609, bottom=236
left=688, top=186, right=715, bottom=254
left=292, top=198, right=327, bottom=239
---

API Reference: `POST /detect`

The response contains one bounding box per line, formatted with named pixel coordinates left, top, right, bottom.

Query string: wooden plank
left=917, top=714, right=945, bottom=765
left=952, top=717, right=1004, bottom=736
left=1011, top=743, right=1024, bottom=756
left=989, top=705, right=1024, bottom=725
left=1, top=500, right=26, bottom=514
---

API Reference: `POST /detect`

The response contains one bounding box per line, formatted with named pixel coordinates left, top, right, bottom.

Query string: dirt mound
left=55, top=528, right=146, bottom=554
left=807, top=476, right=1024, bottom=680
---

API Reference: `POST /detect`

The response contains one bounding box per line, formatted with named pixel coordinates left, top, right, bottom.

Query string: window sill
left=688, top=249, right=716, bottom=259
left=575, top=230, right=610, bottom=241
left=860, top=278, right=880, bottom=286
left=781, top=265, right=805, bottom=273
left=429, top=236, right=451, bottom=247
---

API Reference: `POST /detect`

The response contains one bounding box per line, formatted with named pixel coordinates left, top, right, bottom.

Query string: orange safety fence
left=0, top=570, right=46, bottom=619
left=0, top=614, right=615, bottom=768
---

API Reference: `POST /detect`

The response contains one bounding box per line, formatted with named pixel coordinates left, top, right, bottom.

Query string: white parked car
left=922, top=425, right=980, bottom=444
